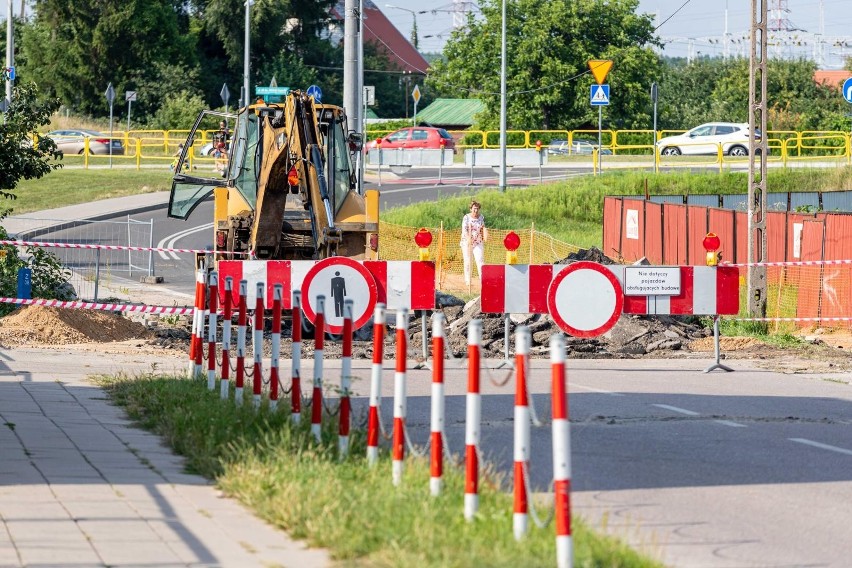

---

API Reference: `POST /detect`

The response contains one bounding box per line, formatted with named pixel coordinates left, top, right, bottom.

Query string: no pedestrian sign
left=547, top=261, right=623, bottom=338
left=300, top=257, right=377, bottom=334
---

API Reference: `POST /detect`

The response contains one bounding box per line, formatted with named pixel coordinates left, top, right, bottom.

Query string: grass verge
left=97, top=373, right=662, bottom=568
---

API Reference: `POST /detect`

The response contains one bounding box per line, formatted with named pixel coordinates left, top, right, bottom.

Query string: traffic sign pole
left=105, top=83, right=116, bottom=168
left=844, top=78, right=852, bottom=163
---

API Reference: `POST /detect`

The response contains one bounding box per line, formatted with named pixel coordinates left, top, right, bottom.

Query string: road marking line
left=652, top=404, right=700, bottom=416
left=789, top=438, right=852, bottom=456
left=571, top=383, right=624, bottom=396
left=714, top=420, right=747, bottom=428
left=158, top=223, right=213, bottom=260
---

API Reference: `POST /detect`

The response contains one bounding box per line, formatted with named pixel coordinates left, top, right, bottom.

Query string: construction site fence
left=379, top=222, right=580, bottom=294
left=31, top=128, right=852, bottom=170
left=603, top=196, right=852, bottom=332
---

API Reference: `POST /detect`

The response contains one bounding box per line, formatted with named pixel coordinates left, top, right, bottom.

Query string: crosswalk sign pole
left=597, top=106, right=602, bottom=175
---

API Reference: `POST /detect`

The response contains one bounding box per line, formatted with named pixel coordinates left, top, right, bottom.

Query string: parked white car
left=656, top=122, right=762, bottom=156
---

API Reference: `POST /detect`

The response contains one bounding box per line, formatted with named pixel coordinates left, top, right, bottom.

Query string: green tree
left=426, top=0, right=661, bottom=131
left=0, top=81, right=71, bottom=312
left=147, top=90, right=207, bottom=130
left=20, top=0, right=194, bottom=119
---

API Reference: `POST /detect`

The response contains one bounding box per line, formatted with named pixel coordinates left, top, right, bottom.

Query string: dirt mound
left=688, top=336, right=766, bottom=351
left=0, top=306, right=153, bottom=346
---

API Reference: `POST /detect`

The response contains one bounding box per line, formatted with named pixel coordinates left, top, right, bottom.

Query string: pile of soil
left=0, top=306, right=153, bottom=347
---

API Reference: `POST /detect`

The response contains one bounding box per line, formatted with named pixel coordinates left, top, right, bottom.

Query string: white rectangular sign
left=626, top=209, right=639, bottom=240
left=624, top=266, right=681, bottom=296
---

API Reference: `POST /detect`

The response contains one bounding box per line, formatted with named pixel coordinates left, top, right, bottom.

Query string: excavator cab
left=168, top=92, right=379, bottom=261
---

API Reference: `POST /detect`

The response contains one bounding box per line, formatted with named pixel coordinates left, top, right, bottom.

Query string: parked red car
left=365, top=126, right=456, bottom=152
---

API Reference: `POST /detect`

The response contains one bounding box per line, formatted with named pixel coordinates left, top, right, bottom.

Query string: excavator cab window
left=167, top=110, right=235, bottom=220
left=327, top=116, right=355, bottom=213
left=228, top=111, right=260, bottom=210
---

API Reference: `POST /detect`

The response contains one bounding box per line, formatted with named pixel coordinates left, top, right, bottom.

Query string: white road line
left=789, top=438, right=852, bottom=456
left=571, top=383, right=624, bottom=396
left=714, top=420, right=747, bottom=428
left=157, top=223, right=213, bottom=260
left=652, top=404, right=700, bottom=416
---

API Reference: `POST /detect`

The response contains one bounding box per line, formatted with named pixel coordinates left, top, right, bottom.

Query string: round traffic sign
left=307, top=84, right=323, bottom=103
left=301, top=257, right=377, bottom=334
left=547, top=261, right=624, bottom=338
left=843, top=77, right=852, bottom=104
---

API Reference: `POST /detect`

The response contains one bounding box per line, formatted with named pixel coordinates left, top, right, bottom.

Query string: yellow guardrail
left=34, top=128, right=852, bottom=169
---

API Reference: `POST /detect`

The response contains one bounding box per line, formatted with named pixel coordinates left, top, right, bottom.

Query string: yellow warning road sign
left=588, top=60, right=613, bottom=85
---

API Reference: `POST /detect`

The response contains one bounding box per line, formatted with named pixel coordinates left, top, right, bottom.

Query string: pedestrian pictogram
left=547, top=261, right=623, bottom=338
left=301, top=257, right=377, bottom=334
left=590, top=84, right=610, bottom=106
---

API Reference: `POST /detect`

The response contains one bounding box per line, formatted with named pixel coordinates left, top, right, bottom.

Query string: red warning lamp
left=287, top=166, right=300, bottom=187
left=535, top=139, right=542, bottom=152
left=703, top=232, right=721, bottom=266
left=504, top=231, right=521, bottom=264
left=376, top=137, right=383, bottom=148
left=414, top=228, right=433, bottom=261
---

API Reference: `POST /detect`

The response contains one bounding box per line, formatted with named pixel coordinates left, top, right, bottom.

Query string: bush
left=147, top=91, right=207, bottom=131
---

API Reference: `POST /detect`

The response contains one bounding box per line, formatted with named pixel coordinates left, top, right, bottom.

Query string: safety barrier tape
left=0, top=297, right=194, bottom=314
left=0, top=239, right=241, bottom=255
left=736, top=317, right=852, bottom=322
left=728, top=259, right=852, bottom=267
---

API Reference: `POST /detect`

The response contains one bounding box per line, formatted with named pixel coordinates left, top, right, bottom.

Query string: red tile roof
left=814, top=70, right=850, bottom=88
left=331, top=1, right=430, bottom=76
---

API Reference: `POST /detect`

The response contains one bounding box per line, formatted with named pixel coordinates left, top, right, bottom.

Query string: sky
left=381, top=0, right=852, bottom=68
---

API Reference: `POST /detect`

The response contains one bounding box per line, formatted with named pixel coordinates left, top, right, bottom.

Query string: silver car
left=45, top=129, right=125, bottom=155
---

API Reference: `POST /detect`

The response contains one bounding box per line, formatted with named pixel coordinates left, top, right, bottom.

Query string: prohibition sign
left=301, top=257, right=378, bottom=334
left=547, top=261, right=624, bottom=338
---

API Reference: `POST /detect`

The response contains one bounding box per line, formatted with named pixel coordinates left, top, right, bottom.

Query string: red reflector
left=369, top=233, right=379, bottom=252
left=216, top=230, right=227, bottom=249
left=94, top=138, right=110, bottom=144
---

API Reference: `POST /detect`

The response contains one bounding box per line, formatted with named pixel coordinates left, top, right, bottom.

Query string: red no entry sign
left=547, top=261, right=624, bottom=338
left=301, top=257, right=377, bottom=334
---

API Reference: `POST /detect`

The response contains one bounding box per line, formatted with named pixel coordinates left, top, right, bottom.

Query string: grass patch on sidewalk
left=97, top=373, right=662, bottom=568
left=11, top=168, right=174, bottom=214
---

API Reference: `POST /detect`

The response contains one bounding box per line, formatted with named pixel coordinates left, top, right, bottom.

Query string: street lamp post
left=5, top=0, right=13, bottom=104
left=385, top=4, right=420, bottom=48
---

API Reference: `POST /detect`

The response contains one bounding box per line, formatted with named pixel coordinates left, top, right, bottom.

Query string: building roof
left=331, top=1, right=429, bottom=75
left=814, top=70, right=850, bottom=88
left=416, top=98, right=485, bottom=127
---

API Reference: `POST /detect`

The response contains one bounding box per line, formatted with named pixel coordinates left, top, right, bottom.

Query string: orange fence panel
left=644, top=201, right=663, bottom=264
left=662, top=203, right=687, bottom=265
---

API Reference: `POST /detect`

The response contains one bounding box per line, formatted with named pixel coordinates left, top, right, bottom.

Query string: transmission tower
left=769, top=0, right=803, bottom=32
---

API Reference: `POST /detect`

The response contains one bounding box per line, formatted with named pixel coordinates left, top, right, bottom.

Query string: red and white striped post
left=234, top=280, right=247, bottom=405
left=220, top=277, right=233, bottom=400
left=311, top=295, right=326, bottom=442
left=206, top=271, right=219, bottom=391
left=551, top=334, right=572, bottom=568
left=339, top=299, right=354, bottom=457
left=366, top=303, right=386, bottom=466
left=290, top=290, right=302, bottom=424
left=252, top=282, right=264, bottom=409
left=430, top=312, right=446, bottom=496
left=189, top=268, right=205, bottom=377
left=192, top=269, right=208, bottom=378
left=392, top=307, right=409, bottom=486
left=513, top=326, right=531, bottom=540
left=269, top=284, right=283, bottom=411
left=465, top=319, right=482, bottom=521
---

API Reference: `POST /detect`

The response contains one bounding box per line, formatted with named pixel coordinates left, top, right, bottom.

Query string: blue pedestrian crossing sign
left=843, top=77, right=852, bottom=104
left=590, top=84, right=610, bottom=106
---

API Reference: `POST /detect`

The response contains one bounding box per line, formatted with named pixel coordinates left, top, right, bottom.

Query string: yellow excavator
left=168, top=90, right=379, bottom=261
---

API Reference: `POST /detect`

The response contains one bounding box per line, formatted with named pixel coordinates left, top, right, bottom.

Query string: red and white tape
left=0, top=297, right=193, bottom=314
left=729, top=259, right=852, bottom=268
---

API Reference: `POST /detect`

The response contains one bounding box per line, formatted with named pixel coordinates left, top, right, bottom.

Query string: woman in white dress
left=460, top=200, right=487, bottom=286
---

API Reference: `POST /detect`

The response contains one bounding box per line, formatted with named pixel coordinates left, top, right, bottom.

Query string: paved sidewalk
left=0, top=347, right=331, bottom=568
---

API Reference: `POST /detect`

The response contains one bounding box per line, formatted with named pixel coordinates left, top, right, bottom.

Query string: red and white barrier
left=367, top=303, right=386, bottom=466
left=339, top=300, right=354, bottom=457
left=550, top=334, right=572, bottom=568
left=269, top=284, right=283, bottom=411
left=218, top=259, right=436, bottom=311
left=482, top=263, right=740, bottom=320
left=465, top=319, right=482, bottom=521
left=392, top=307, right=409, bottom=486
left=220, top=277, right=233, bottom=399
left=291, top=290, right=303, bottom=424
left=235, top=280, right=247, bottom=405
left=252, top=283, right=264, bottom=409
left=513, top=326, right=531, bottom=540
left=0, top=238, right=245, bottom=256
left=311, top=295, right=326, bottom=442
left=430, top=313, right=446, bottom=496
left=207, top=271, right=219, bottom=391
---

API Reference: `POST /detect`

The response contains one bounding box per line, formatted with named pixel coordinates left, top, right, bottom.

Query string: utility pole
left=343, top=0, right=360, bottom=136
left=5, top=0, right=13, bottom=104
left=243, top=0, right=252, bottom=107
left=748, top=0, right=768, bottom=318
